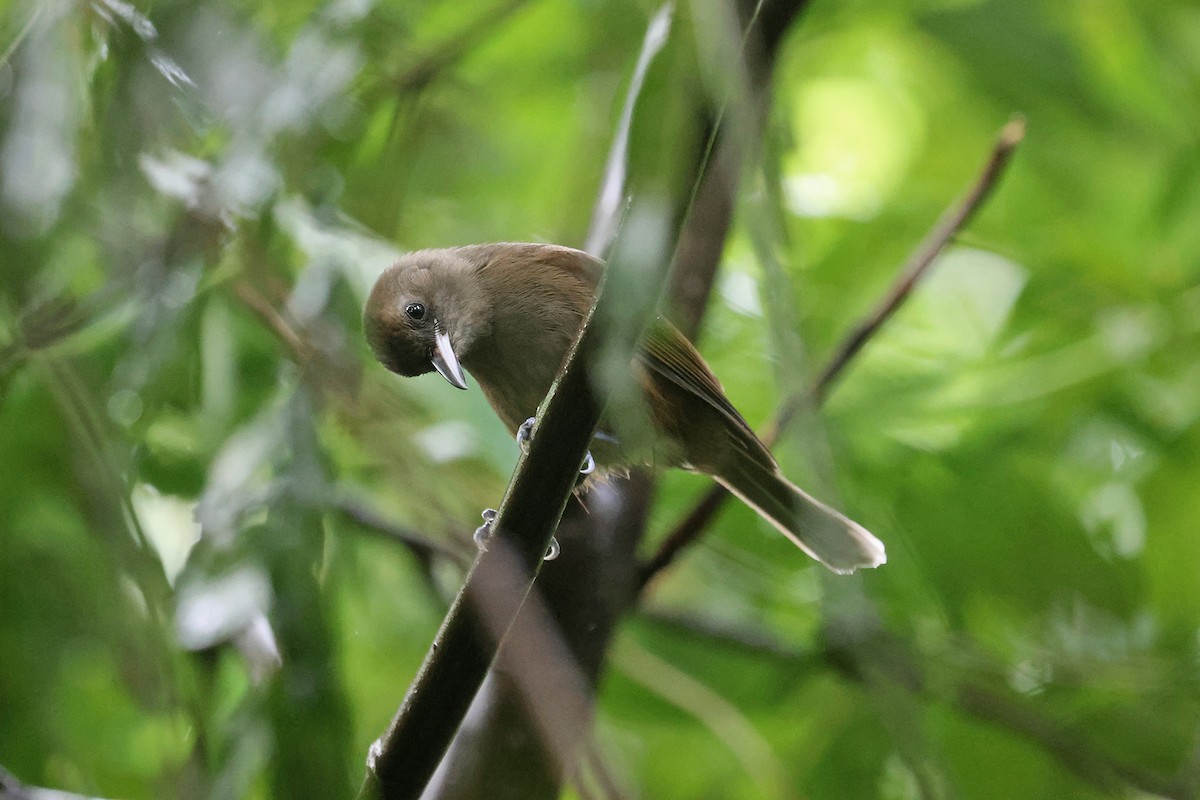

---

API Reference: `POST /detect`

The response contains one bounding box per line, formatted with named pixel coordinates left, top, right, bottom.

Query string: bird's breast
left=463, top=339, right=563, bottom=434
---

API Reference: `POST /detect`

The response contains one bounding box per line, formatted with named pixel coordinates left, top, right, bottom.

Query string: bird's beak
left=431, top=324, right=468, bottom=390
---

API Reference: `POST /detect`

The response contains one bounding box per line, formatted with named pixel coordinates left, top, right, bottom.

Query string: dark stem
left=396, top=3, right=818, bottom=797
left=358, top=12, right=706, bottom=794
left=641, top=607, right=1193, bottom=800
left=358, top=300, right=611, bottom=799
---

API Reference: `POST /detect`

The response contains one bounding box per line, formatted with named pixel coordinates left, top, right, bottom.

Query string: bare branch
left=637, top=606, right=818, bottom=666
left=805, top=115, right=1027, bottom=408
left=367, top=4, right=826, bottom=796
left=358, top=12, right=712, bottom=796
left=232, top=281, right=308, bottom=359
left=954, top=683, right=1193, bottom=799
left=332, top=493, right=467, bottom=568
left=631, top=607, right=1195, bottom=800
left=425, top=539, right=604, bottom=796
left=330, top=493, right=470, bottom=604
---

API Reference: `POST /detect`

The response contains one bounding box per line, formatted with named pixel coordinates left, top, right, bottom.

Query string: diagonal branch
left=331, top=493, right=469, bottom=605
left=366, top=0, right=533, bottom=99
left=803, top=115, right=1027, bottom=410
left=358, top=10, right=713, bottom=797
left=361, top=5, right=830, bottom=796
left=358, top=251, right=612, bottom=800
left=639, top=115, right=1026, bottom=589
left=641, top=605, right=1192, bottom=799
left=953, top=682, right=1193, bottom=799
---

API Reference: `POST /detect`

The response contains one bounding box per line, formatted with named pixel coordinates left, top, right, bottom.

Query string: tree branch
left=421, top=481, right=653, bottom=799
left=421, top=537, right=613, bottom=799
left=953, top=683, right=1192, bottom=799
left=384, top=4, right=819, bottom=796
left=639, top=115, right=1026, bottom=589
left=332, top=492, right=467, bottom=569
left=358, top=280, right=611, bottom=800
left=358, top=10, right=707, bottom=796
left=633, top=608, right=1194, bottom=799
left=805, top=115, right=1027, bottom=409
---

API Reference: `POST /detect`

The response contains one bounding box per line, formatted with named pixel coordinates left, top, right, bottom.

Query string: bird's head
left=363, top=249, right=492, bottom=390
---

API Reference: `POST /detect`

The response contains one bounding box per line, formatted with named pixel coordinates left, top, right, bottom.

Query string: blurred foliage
left=1, top=0, right=1199, bottom=798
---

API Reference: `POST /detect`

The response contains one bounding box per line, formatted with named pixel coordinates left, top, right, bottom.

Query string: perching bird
left=363, top=242, right=885, bottom=573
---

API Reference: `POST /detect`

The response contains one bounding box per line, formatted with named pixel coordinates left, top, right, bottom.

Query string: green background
left=1, top=0, right=1198, bottom=797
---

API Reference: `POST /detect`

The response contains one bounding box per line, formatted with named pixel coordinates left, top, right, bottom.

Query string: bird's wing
left=535, top=244, right=605, bottom=289
left=637, top=319, right=777, bottom=469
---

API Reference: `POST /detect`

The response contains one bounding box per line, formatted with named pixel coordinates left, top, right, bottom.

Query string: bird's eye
left=404, top=302, right=427, bottom=321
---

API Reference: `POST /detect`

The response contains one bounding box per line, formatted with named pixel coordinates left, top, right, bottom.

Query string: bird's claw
left=473, top=507, right=559, bottom=562
left=516, top=417, right=536, bottom=454
left=516, top=417, right=594, bottom=476
left=473, top=508, right=497, bottom=552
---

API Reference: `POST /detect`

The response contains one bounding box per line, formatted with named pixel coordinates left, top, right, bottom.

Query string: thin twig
left=637, top=606, right=817, bottom=665
left=634, top=606, right=1193, bottom=800
left=954, top=683, right=1193, bottom=799
left=231, top=279, right=363, bottom=402
left=805, top=115, right=1027, bottom=409
left=368, top=0, right=531, bottom=98
left=333, top=493, right=467, bottom=567
left=836, top=630, right=1194, bottom=800
left=638, top=115, right=1026, bottom=590
left=232, top=281, right=308, bottom=360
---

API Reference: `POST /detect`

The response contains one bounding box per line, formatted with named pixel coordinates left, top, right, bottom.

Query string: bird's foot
left=473, top=508, right=497, bottom=552
left=516, top=417, right=536, bottom=453
left=515, top=416, right=596, bottom=476
left=473, top=506, right=560, bottom=561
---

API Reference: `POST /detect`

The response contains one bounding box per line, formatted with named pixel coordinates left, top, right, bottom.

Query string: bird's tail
left=715, top=456, right=886, bottom=574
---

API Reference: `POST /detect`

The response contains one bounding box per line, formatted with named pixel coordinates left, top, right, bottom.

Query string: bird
left=363, top=242, right=885, bottom=573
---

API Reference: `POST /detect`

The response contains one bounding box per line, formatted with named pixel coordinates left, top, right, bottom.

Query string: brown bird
left=364, top=242, right=885, bottom=573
